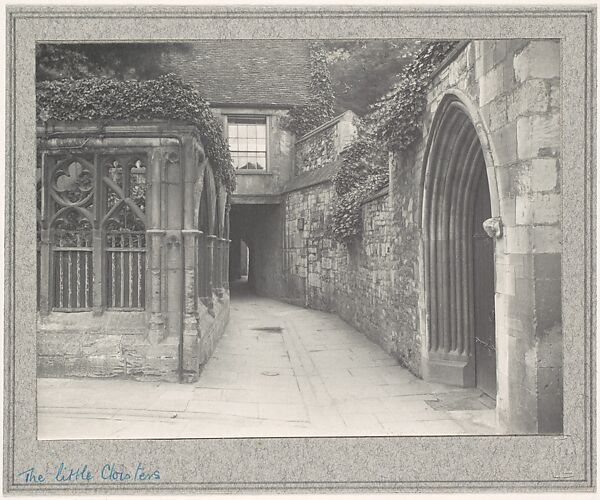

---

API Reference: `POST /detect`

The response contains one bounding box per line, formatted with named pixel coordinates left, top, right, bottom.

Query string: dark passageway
left=228, top=203, right=285, bottom=296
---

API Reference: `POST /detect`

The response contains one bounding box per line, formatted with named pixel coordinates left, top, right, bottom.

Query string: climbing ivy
left=330, top=41, right=459, bottom=242
left=36, top=73, right=236, bottom=193
left=330, top=124, right=389, bottom=241
left=283, top=43, right=336, bottom=138
left=369, top=41, right=458, bottom=151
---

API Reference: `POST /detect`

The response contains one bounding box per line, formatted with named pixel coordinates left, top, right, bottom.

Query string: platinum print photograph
left=5, top=5, right=594, bottom=494
left=35, top=38, right=564, bottom=440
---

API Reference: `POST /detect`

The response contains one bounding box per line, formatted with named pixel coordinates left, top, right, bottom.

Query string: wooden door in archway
left=422, top=96, right=501, bottom=391
left=472, top=169, right=496, bottom=398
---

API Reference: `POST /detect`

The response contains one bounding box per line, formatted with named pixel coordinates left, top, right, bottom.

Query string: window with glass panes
left=227, top=117, right=267, bottom=170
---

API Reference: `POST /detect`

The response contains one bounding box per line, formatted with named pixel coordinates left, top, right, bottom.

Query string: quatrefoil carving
left=53, top=161, right=93, bottom=204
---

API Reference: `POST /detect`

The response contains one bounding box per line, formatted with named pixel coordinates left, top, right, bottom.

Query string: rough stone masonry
left=274, top=40, right=562, bottom=434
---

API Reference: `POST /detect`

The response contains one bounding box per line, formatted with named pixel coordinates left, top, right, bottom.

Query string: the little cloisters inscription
left=18, top=463, right=160, bottom=483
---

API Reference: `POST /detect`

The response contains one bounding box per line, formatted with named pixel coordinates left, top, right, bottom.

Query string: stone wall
left=335, top=190, right=422, bottom=372
left=282, top=181, right=423, bottom=373
left=405, top=40, right=562, bottom=432
left=350, top=40, right=563, bottom=432
left=37, top=311, right=176, bottom=379
left=283, top=182, right=336, bottom=310
left=38, top=292, right=229, bottom=382
left=294, top=111, right=357, bottom=175
left=278, top=40, right=562, bottom=433
left=295, top=122, right=336, bottom=174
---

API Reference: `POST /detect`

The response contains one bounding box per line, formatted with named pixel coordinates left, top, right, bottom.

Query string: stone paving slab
left=37, top=286, right=499, bottom=440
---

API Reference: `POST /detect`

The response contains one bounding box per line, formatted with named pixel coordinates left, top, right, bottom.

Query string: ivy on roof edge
left=36, top=73, right=236, bottom=193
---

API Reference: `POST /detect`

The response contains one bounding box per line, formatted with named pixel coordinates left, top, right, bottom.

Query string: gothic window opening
left=102, top=157, right=147, bottom=310
left=52, top=211, right=93, bottom=310
left=48, top=157, right=95, bottom=311
left=39, top=153, right=148, bottom=313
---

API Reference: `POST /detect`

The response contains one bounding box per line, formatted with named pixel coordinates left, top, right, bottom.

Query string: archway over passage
left=421, top=96, right=497, bottom=396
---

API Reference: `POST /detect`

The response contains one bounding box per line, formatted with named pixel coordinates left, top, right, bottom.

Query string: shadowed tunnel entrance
left=228, top=203, right=284, bottom=295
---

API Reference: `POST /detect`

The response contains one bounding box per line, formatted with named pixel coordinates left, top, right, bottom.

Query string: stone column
left=221, top=238, right=227, bottom=290
left=224, top=205, right=231, bottom=289
left=92, top=227, right=104, bottom=316
left=181, top=202, right=201, bottom=376
left=146, top=147, right=166, bottom=343
left=164, top=230, right=183, bottom=344
left=198, top=231, right=212, bottom=310
left=223, top=239, right=231, bottom=290
left=207, top=235, right=217, bottom=295
left=147, top=229, right=166, bottom=344
left=214, top=237, right=226, bottom=298
left=38, top=228, right=51, bottom=315
left=180, top=137, right=201, bottom=379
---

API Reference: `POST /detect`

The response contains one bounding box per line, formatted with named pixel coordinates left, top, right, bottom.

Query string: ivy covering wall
left=36, top=74, right=236, bottom=193
left=330, top=41, right=459, bottom=241
left=369, top=41, right=459, bottom=151
left=283, top=43, right=336, bottom=138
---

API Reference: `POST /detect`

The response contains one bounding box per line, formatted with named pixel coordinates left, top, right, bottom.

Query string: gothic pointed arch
left=196, top=165, right=218, bottom=304
left=198, top=181, right=211, bottom=234
left=202, top=165, right=218, bottom=236
left=216, top=183, right=228, bottom=238
left=47, top=156, right=95, bottom=311
left=193, top=158, right=208, bottom=230
left=100, top=155, right=148, bottom=310
left=421, top=93, right=499, bottom=392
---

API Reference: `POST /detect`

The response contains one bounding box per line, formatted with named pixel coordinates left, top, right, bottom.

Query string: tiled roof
left=161, top=40, right=312, bottom=108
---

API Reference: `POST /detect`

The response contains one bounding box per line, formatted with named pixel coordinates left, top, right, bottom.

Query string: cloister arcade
left=36, top=121, right=231, bottom=382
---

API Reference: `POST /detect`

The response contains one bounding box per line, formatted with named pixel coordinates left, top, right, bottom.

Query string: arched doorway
left=421, top=95, right=497, bottom=397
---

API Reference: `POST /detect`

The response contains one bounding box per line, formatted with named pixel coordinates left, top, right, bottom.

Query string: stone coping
left=428, top=40, right=471, bottom=82
left=281, top=162, right=338, bottom=194
left=295, top=110, right=356, bottom=144
left=36, top=119, right=203, bottom=135
left=361, top=185, right=390, bottom=205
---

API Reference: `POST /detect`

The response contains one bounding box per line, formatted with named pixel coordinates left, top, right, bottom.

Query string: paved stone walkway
left=38, top=284, right=499, bottom=439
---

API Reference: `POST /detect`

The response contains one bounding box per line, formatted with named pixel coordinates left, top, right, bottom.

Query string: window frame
left=224, top=114, right=270, bottom=174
